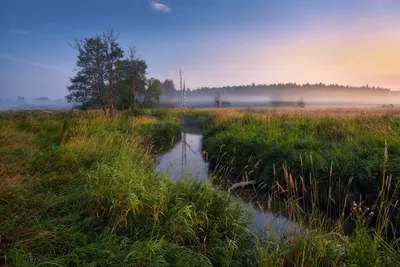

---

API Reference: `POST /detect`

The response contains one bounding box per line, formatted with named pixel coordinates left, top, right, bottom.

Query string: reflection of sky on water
left=155, top=131, right=299, bottom=235
left=156, top=132, right=208, bottom=181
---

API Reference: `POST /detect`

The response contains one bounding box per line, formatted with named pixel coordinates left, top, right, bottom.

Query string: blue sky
left=1, top=0, right=400, bottom=99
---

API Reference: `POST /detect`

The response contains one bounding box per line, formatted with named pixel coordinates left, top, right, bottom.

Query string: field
left=1, top=108, right=400, bottom=266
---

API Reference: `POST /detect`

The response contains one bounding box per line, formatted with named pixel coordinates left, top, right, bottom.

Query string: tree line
left=66, top=30, right=175, bottom=117
left=187, top=82, right=395, bottom=97
left=156, top=81, right=398, bottom=104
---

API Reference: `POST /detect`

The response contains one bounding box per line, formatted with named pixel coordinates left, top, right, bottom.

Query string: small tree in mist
left=298, top=96, right=306, bottom=108
left=139, top=78, right=162, bottom=107
left=162, top=79, right=177, bottom=97
left=215, top=90, right=221, bottom=108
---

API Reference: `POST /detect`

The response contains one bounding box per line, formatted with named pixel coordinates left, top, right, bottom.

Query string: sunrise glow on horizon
left=1, top=0, right=400, bottom=99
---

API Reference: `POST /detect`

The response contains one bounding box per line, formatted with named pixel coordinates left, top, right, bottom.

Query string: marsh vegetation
left=1, top=108, right=400, bottom=266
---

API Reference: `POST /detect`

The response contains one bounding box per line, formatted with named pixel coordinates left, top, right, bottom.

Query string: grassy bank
left=200, top=108, right=400, bottom=266
left=0, top=111, right=255, bottom=266
left=202, top=108, right=400, bottom=207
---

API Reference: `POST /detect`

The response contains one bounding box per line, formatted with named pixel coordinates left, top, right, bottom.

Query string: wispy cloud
left=150, top=1, right=170, bottom=13
left=10, top=28, right=29, bottom=35
left=0, top=53, right=69, bottom=73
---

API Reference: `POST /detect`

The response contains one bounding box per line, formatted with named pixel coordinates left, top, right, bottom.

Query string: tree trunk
left=131, top=74, right=136, bottom=109
left=108, top=83, right=115, bottom=118
left=97, top=77, right=107, bottom=118
left=100, top=98, right=107, bottom=118
left=108, top=66, right=115, bottom=118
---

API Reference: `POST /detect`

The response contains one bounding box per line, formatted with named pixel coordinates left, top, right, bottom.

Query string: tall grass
left=202, top=108, right=400, bottom=208
left=0, top=111, right=255, bottom=266
left=201, top=107, right=400, bottom=266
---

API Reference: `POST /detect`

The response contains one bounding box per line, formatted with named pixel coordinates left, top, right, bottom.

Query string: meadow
left=1, top=108, right=400, bottom=266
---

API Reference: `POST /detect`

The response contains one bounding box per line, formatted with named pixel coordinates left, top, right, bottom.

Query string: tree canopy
left=140, top=78, right=163, bottom=107
left=117, top=47, right=148, bottom=109
left=66, top=31, right=162, bottom=114
left=162, top=79, right=176, bottom=96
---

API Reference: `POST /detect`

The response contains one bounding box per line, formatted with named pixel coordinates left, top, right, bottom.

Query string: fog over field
left=0, top=98, right=72, bottom=111
left=159, top=83, right=400, bottom=108
left=2, top=84, right=398, bottom=111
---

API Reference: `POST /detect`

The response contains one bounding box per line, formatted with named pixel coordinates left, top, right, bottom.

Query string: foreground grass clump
left=202, top=108, right=400, bottom=207
left=0, top=111, right=255, bottom=266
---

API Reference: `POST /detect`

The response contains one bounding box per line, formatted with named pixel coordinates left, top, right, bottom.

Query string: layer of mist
left=0, top=98, right=73, bottom=111
left=159, top=83, right=400, bottom=108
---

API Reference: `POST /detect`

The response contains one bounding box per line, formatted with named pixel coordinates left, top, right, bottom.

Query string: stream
left=154, top=126, right=299, bottom=236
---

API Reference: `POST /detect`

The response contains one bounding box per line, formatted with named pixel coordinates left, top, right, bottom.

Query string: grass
left=1, top=108, right=400, bottom=266
left=202, top=108, right=400, bottom=208
left=0, top=110, right=255, bottom=266
left=200, top=107, right=400, bottom=266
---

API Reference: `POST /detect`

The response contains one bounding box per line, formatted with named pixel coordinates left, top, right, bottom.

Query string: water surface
left=155, top=128, right=298, bottom=235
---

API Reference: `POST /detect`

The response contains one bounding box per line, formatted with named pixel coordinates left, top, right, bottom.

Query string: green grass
left=1, top=108, right=400, bottom=266
left=0, top=110, right=255, bottom=266
left=200, top=108, right=400, bottom=266
left=202, top=109, right=400, bottom=208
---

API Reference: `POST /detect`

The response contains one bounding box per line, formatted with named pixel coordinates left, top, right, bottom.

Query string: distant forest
left=163, top=82, right=395, bottom=96
left=160, top=82, right=400, bottom=107
left=190, top=82, right=393, bottom=94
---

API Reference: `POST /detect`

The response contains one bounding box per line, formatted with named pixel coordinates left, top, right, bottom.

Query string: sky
left=1, top=0, right=400, bottom=99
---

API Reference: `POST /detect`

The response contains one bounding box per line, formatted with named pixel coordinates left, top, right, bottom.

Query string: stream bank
left=154, top=121, right=298, bottom=236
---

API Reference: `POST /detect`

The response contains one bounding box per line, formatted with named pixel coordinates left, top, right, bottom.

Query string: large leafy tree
left=118, top=47, right=147, bottom=109
left=67, top=30, right=123, bottom=117
left=67, top=36, right=108, bottom=116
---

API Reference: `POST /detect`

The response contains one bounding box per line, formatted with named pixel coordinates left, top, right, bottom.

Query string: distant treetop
left=187, top=82, right=395, bottom=96
left=34, top=97, right=50, bottom=101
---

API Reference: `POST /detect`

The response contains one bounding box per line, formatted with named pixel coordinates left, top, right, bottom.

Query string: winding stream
left=154, top=126, right=298, bottom=236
